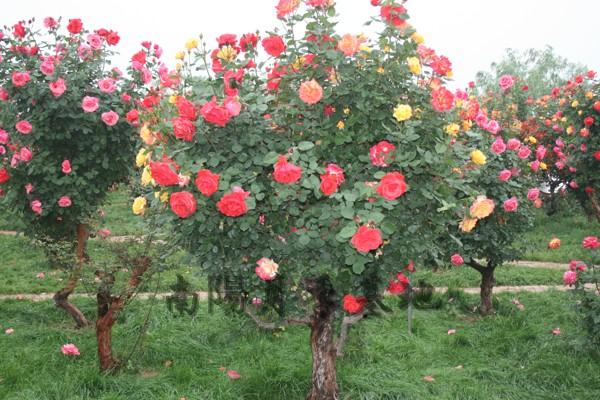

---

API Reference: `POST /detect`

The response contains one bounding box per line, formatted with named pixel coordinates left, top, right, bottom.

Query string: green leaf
left=338, top=224, right=357, bottom=240
left=298, top=141, right=315, bottom=151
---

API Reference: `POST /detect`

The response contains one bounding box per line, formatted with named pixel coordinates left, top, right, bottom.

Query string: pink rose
left=61, top=343, right=80, bottom=356
left=40, top=60, right=55, bottom=76
left=16, top=120, right=32, bottom=134
left=506, top=138, right=521, bottom=151
left=224, top=96, right=241, bottom=117
left=30, top=199, right=42, bottom=215
left=517, top=146, right=531, bottom=159
left=490, top=138, right=506, bottom=154
left=530, top=160, right=540, bottom=172
left=498, top=169, right=511, bottom=182
left=62, top=160, right=72, bottom=174
left=0, top=129, right=8, bottom=144
left=19, top=147, right=32, bottom=162
left=485, top=119, right=500, bottom=134
left=12, top=71, right=31, bottom=87
left=535, top=145, right=546, bottom=160
left=87, top=34, right=103, bottom=50
left=81, top=96, right=99, bottom=112
left=101, top=111, right=119, bottom=126
left=503, top=197, right=518, bottom=212
left=255, top=257, right=279, bottom=281
left=582, top=236, right=599, bottom=250
left=562, top=270, right=577, bottom=286
left=450, top=253, right=464, bottom=266
left=25, top=183, right=33, bottom=194
left=498, top=74, right=515, bottom=91
left=527, top=188, right=540, bottom=201
left=58, top=196, right=72, bottom=207
left=49, top=78, right=66, bottom=97
left=98, top=78, right=116, bottom=93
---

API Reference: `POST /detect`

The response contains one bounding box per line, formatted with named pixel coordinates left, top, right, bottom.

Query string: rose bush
left=0, top=17, right=150, bottom=327
left=134, top=1, right=468, bottom=398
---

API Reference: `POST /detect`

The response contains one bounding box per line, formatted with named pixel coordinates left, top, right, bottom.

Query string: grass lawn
left=522, top=209, right=599, bottom=263
left=0, top=291, right=598, bottom=399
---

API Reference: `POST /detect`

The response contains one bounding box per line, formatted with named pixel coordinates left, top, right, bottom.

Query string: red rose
left=380, top=4, right=407, bottom=28
left=351, top=225, right=383, bottom=253
left=387, top=273, right=410, bottom=295
left=342, top=294, right=367, bottom=314
left=131, top=50, right=147, bottom=65
left=195, top=169, right=220, bottom=197
left=216, top=33, right=237, bottom=47
left=106, top=31, right=120, bottom=46
left=584, top=116, right=594, bottom=126
left=320, top=174, right=339, bottom=196
left=13, top=22, right=26, bottom=38
left=0, top=167, right=9, bottom=184
left=126, top=109, right=139, bottom=124
left=170, top=191, right=197, bottom=218
left=593, top=150, right=600, bottom=161
left=239, top=33, right=258, bottom=50
left=149, top=161, right=180, bottom=186
left=431, top=86, right=454, bottom=112
left=582, top=236, right=599, bottom=250
left=217, top=189, right=250, bottom=217
left=172, top=117, right=196, bottom=142
left=262, top=35, right=286, bottom=57
left=376, top=171, right=407, bottom=200
left=67, top=19, right=83, bottom=34
left=273, top=156, right=302, bottom=184
left=200, top=98, right=232, bottom=127
left=593, top=101, right=600, bottom=112
left=176, top=97, right=198, bottom=120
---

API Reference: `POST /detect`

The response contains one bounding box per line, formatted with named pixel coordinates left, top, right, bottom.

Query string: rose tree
left=136, top=1, right=464, bottom=398
left=445, top=78, right=536, bottom=314
left=0, top=17, right=144, bottom=327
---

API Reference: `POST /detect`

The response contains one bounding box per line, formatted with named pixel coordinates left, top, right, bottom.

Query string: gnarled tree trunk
left=305, top=276, right=339, bottom=400
left=96, top=256, right=151, bottom=372
left=587, top=191, right=600, bottom=223
left=53, top=223, right=90, bottom=328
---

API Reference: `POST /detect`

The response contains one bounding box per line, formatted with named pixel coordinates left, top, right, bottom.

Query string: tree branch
left=336, top=312, right=365, bottom=358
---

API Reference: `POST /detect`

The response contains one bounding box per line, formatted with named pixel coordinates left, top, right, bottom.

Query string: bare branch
left=336, top=312, right=365, bottom=358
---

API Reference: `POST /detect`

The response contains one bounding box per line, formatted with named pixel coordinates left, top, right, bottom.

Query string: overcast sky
left=3, top=0, right=599, bottom=88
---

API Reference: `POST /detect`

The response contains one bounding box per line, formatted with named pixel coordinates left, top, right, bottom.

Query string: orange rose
left=459, top=217, right=477, bottom=233
left=299, top=79, right=323, bottom=105
left=469, top=195, right=495, bottom=219
left=337, top=34, right=361, bottom=56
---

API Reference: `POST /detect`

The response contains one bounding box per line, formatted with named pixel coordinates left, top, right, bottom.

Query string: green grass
left=0, top=291, right=598, bottom=399
left=100, top=188, right=146, bottom=236
left=0, top=235, right=205, bottom=295
left=522, top=209, right=599, bottom=263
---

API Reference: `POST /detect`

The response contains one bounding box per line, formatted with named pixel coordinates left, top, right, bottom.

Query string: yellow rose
left=566, top=126, right=575, bottom=135
left=470, top=149, right=486, bottom=165
left=376, top=66, right=385, bottom=74
left=528, top=136, right=537, bottom=144
left=359, top=43, right=371, bottom=53
left=132, top=196, right=147, bottom=216
left=141, top=166, right=154, bottom=186
left=411, top=32, right=424, bottom=44
left=175, top=51, right=185, bottom=60
left=136, top=148, right=150, bottom=168
left=460, top=217, right=477, bottom=233
left=343, top=107, right=350, bottom=115
left=571, top=100, right=579, bottom=108
left=445, top=123, right=460, bottom=136
left=407, top=57, right=421, bottom=75
left=462, top=120, right=473, bottom=131
left=169, top=95, right=178, bottom=104
left=154, top=191, right=169, bottom=203
left=585, top=91, right=593, bottom=99
left=469, top=195, right=495, bottom=219
left=540, top=162, right=547, bottom=170
left=217, top=45, right=237, bottom=62
left=185, top=38, right=198, bottom=50
left=336, top=120, right=345, bottom=130
left=393, top=104, right=412, bottom=122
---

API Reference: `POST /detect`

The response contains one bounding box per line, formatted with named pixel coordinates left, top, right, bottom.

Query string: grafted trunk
left=96, top=256, right=150, bottom=372
left=53, top=223, right=89, bottom=328
left=587, top=191, right=600, bottom=224
left=479, top=267, right=495, bottom=315
left=305, top=277, right=339, bottom=400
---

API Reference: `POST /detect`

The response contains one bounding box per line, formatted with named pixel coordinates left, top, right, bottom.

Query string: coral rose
left=172, top=117, right=196, bottom=141
left=217, top=188, right=250, bottom=217
left=273, top=156, right=302, bottom=184
left=149, top=161, right=180, bottom=186
left=169, top=191, right=197, bottom=218
left=548, top=237, right=560, bottom=249
left=200, top=98, right=231, bottom=127
left=195, top=169, right=220, bottom=197
left=299, top=79, right=323, bottom=105
left=376, top=172, right=407, bottom=200
left=351, top=225, right=383, bottom=253
left=262, top=35, right=286, bottom=57
left=255, top=257, right=279, bottom=281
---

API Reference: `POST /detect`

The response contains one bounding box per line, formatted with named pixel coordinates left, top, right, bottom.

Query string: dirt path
left=1, top=284, right=595, bottom=302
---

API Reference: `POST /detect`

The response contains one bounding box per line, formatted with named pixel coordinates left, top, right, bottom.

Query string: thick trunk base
left=97, top=315, right=119, bottom=372
left=53, top=224, right=90, bottom=328
left=306, top=277, right=339, bottom=400
left=480, top=268, right=495, bottom=315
